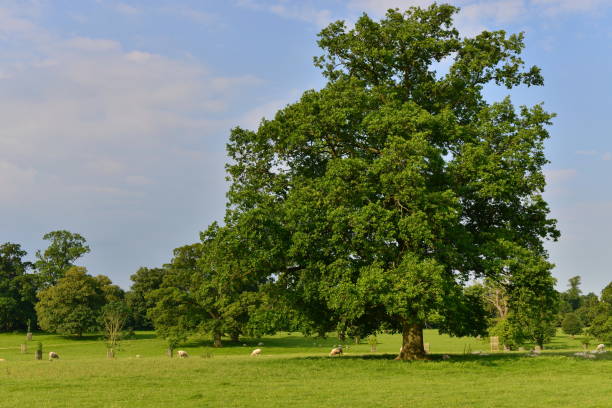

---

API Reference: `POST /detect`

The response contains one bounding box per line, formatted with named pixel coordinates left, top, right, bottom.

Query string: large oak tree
left=226, top=4, right=559, bottom=360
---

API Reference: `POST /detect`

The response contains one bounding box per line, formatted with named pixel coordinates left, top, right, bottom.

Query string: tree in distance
left=561, top=312, right=583, bottom=337
left=125, top=267, right=167, bottom=330
left=225, top=4, right=559, bottom=360
left=35, top=230, right=90, bottom=287
left=148, top=222, right=275, bottom=348
left=35, top=266, right=114, bottom=336
left=588, top=281, right=612, bottom=343
left=0, top=243, right=38, bottom=331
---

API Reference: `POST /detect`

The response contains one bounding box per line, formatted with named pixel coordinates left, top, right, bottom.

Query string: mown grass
left=1, top=330, right=610, bottom=407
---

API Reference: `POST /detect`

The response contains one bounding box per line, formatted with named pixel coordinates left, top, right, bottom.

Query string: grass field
left=1, top=330, right=610, bottom=407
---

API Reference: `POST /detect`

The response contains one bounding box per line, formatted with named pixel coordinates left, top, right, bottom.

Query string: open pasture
left=1, top=331, right=610, bottom=407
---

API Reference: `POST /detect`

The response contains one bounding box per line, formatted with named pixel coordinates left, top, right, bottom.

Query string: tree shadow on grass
left=289, top=351, right=612, bottom=365
left=184, top=334, right=342, bottom=349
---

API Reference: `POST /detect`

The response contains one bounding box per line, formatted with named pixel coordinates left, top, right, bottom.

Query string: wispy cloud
left=235, top=0, right=335, bottom=27
left=576, top=149, right=612, bottom=161
left=114, top=2, right=140, bottom=15
left=0, top=8, right=262, bottom=213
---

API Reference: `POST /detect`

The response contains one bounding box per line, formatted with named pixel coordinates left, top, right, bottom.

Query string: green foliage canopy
left=225, top=4, right=558, bottom=359
left=35, top=266, right=109, bottom=336
left=35, top=230, right=90, bottom=287
left=0, top=243, right=37, bottom=331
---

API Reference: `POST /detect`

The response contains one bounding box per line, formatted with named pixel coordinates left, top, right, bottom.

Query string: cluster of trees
left=465, top=276, right=611, bottom=350
left=1, top=231, right=126, bottom=338
left=3, top=6, right=610, bottom=358
left=557, top=276, right=612, bottom=342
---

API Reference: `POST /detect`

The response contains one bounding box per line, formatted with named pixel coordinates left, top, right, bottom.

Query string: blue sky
left=1, top=0, right=610, bottom=294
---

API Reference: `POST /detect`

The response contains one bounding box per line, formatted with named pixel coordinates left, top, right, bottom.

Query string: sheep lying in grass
left=48, top=351, right=59, bottom=361
left=251, top=348, right=262, bottom=356
left=177, top=350, right=188, bottom=358
left=329, top=347, right=343, bottom=356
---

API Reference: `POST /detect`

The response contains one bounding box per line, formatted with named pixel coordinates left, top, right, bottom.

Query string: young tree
left=35, top=230, right=90, bottom=287
left=101, top=301, right=130, bottom=358
left=226, top=5, right=558, bottom=359
left=35, top=266, right=106, bottom=336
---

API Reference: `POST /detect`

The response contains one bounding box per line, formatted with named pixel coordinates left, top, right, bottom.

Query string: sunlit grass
left=1, top=330, right=610, bottom=407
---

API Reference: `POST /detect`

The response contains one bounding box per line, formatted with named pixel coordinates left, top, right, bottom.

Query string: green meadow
left=1, top=330, right=610, bottom=407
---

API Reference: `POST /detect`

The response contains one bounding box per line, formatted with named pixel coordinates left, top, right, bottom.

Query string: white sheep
left=251, top=348, right=262, bottom=356
left=595, top=344, right=606, bottom=352
left=177, top=350, right=189, bottom=358
left=48, top=351, right=59, bottom=361
left=257, top=342, right=264, bottom=346
left=329, top=347, right=343, bottom=356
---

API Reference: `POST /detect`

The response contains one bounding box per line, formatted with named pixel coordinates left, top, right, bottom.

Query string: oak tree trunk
left=398, top=322, right=426, bottom=361
left=213, top=332, right=223, bottom=348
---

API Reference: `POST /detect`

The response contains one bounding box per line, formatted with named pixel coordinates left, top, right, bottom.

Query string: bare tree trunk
left=398, top=322, right=426, bottom=361
left=213, top=332, right=222, bottom=348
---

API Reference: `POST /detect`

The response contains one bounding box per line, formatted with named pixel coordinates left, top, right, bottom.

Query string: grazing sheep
left=329, top=347, right=343, bottom=356
left=442, top=354, right=450, bottom=360
left=251, top=348, right=262, bottom=356
left=48, top=351, right=59, bottom=361
left=177, top=350, right=188, bottom=358
left=595, top=344, right=606, bottom=352
left=257, top=342, right=264, bottom=346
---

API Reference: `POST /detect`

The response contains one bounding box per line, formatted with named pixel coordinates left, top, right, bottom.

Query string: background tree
left=35, top=266, right=106, bottom=336
left=148, top=222, right=274, bottom=347
left=0, top=243, right=38, bottom=331
left=561, top=312, right=583, bottom=337
left=226, top=4, right=558, bottom=359
left=588, top=281, right=611, bottom=342
left=125, top=267, right=167, bottom=330
left=35, top=230, right=90, bottom=287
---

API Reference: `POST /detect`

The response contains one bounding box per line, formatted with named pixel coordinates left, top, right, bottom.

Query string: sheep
left=48, top=351, right=59, bottom=361
left=595, top=344, right=606, bottom=353
left=329, top=347, right=343, bottom=356
left=257, top=342, right=264, bottom=346
left=177, top=350, right=189, bottom=358
left=251, top=348, right=262, bottom=356
left=442, top=354, right=450, bottom=360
